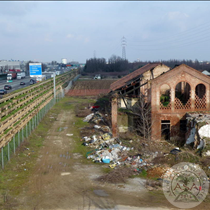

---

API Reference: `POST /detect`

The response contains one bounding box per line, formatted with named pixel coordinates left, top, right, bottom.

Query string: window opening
left=160, top=84, right=171, bottom=109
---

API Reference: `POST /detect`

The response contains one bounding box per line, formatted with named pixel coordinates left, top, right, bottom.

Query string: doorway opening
left=161, top=120, right=170, bottom=140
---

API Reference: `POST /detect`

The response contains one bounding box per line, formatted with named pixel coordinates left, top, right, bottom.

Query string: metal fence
left=0, top=90, right=64, bottom=170
left=64, top=74, right=80, bottom=94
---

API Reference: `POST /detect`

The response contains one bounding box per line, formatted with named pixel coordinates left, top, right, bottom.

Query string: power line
left=121, top=36, right=126, bottom=59
left=128, top=36, right=210, bottom=52
left=127, top=21, right=210, bottom=45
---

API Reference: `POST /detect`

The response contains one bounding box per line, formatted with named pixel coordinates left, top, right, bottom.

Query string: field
left=67, top=79, right=117, bottom=96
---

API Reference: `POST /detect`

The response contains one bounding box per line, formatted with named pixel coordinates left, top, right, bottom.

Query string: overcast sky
left=0, top=1, right=210, bottom=63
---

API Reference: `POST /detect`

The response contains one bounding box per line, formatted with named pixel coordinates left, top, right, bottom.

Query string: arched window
left=175, top=82, right=191, bottom=109
left=195, top=84, right=206, bottom=109
left=160, top=84, right=171, bottom=109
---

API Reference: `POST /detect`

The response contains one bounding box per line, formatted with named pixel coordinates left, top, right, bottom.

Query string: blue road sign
left=29, top=63, right=42, bottom=76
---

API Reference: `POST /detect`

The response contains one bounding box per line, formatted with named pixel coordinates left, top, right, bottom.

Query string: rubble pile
left=81, top=111, right=159, bottom=172
left=186, top=112, right=210, bottom=156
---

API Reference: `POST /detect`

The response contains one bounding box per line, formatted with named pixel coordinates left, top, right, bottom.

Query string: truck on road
left=17, top=72, right=26, bottom=79
left=7, top=72, right=17, bottom=80
left=7, top=69, right=22, bottom=80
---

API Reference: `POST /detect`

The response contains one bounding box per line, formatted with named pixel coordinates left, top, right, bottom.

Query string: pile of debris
left=186, top=112, right=210, bottom=156
left=81, top=111, right=159, bottom=171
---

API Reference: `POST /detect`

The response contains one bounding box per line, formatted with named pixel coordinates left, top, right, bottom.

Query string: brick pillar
left=171, top=88, right=175, bottom=111
left=111, top=96, right=118, bottom=138
left=191, top=87, right=195, bottom=109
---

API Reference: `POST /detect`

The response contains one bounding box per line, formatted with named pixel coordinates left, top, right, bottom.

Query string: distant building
left=0, top=60, right=25, bottom=73
left=202, top=70, right=210, bottom=76
left=61, top=58, right=67, bottom=64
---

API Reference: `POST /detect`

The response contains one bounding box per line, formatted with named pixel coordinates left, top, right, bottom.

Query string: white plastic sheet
left=198, top=124, right=210, bottom=138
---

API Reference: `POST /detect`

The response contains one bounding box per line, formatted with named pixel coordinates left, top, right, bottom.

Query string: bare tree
left=119, top=92, right=153, bottom=141
left=131, top=93, right=152, bottom=140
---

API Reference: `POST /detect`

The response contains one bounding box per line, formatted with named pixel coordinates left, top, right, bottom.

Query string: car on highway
left=30, top=79, right=36, bottom=85
left=94, top=74, right=101, bottom=79
left=4, top=85, right=12, bottom=90
left=20, top=82, right=25, bottom=85
left=0, top=89, right=7, bottom=95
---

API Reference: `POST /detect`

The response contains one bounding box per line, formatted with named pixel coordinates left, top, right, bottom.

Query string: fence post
left=38, top=111, right=40, bottom=123
left=35, top=114, right=36, bottom=128
left=31, top=117, right=34, bottom=131
left=18, top=132, right=20, bottom=147
left=8, top=142, right=10, bottom=161
left=29, top=120, right=30, bottom=134
left=13, top=136, right=15, bottom=154
left=1, top=147, right=4, bottom=170
left=22, top=128, right=24, bottom=142
left=26, top=123, right=28, bottom=138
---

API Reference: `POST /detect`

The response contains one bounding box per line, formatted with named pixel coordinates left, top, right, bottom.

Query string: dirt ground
left=1, top=97, right=210, bottom=210
left=71, top=80, right=115, bottom=90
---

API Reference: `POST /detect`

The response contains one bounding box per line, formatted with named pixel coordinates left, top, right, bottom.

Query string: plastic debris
left=102, top=157, right=110, bottom=163
left=102, top=133, right=112, bottom=141
left=83, top=113, right=94, bottom=122
left=80, top=113, right=158, bottom=171
left=170, top=147, right=181, bottom=155
left=94, top=125, right=101, bottom=129
left=61, top=172, right=71, bottom=176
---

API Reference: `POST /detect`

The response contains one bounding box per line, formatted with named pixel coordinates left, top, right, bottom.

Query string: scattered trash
left=66, top=134, right=73, bottom=136
left=94, top=125, right=101, bottom=129
left=58, top=127, right=63, bottom=132
left=205, top=151, right=210, bottom=156
left=102, top=157, right=111, bottom=163
left=102, top=133, right=112, bottom=141
left=61, top=172, right=71, bottom=176
left=170, top=147, right=181, bottom=155
left=81, top=112, right=157, bottom=173
left=83, top=113, right=94, bottom=122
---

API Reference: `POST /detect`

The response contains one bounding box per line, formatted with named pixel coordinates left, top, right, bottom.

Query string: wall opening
left=161, top=120, right=170, bottom=140
left=160, top=84, right=171, bottom=109
left=175, top=82, right=191, bottom=109
left=195, top=84, right=206, bottom=98
left=195, top=84, right=206, bottom=109
left=180, top=120, right=187, bottom=132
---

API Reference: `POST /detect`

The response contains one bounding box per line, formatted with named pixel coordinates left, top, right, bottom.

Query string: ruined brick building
left=109, top=63, right=210, bottom=142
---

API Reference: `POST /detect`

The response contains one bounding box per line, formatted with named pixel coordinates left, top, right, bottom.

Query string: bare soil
left=71, top=80, right=114, bottom=90
left=1, top=97, right=210, bottom=210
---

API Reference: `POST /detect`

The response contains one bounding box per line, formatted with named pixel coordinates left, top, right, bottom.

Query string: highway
left=0, top=72, right=53, bottom=95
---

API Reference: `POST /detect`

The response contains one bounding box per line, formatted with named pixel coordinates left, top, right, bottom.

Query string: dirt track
left=1, top=97, right=209, bottom=210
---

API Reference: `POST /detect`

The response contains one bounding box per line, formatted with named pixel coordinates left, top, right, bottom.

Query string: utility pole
left=121, top=36, right=126, bottom=60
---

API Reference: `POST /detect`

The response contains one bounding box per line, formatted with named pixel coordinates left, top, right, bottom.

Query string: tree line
left=84, top=55, right=129, bottom=73
left=84, top=56, right=210, bottom=74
